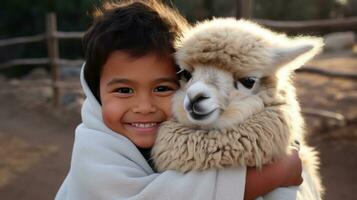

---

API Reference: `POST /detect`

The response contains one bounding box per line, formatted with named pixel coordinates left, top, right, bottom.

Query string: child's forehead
left=101, top=50, right=177, bottom=79
left=105, top=50, right=174, bottom=64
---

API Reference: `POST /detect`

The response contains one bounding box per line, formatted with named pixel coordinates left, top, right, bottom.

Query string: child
left=56, top=1, right=303, bottom=199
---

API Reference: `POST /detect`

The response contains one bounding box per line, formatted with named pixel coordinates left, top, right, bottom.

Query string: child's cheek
left=101, top=102, right=122, bottom=127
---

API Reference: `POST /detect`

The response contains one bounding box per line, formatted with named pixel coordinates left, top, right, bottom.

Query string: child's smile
left=99, top=51, right=179, bottom=148
left=124, top=122, right=161, bottom=135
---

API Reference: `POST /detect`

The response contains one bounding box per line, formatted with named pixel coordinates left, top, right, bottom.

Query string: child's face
left=100, top=51, right=179, bottom=148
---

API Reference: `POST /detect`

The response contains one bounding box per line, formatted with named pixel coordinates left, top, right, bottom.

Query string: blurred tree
left=55, top=0, right=100, bottom=31
left=170, top=0, right=350, bottom=21
left=0, top=0, right=48, bottom=37
left=169, top=0, right=207, bottom=21
left=54, top=0, right=101, bottom=60
left=169, top=0, right=237, bottom=21
left=344, top=0, right=357, bottom=16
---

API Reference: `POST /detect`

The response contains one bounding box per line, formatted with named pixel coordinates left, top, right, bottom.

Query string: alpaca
left=151, top=18, right=324, bottom=200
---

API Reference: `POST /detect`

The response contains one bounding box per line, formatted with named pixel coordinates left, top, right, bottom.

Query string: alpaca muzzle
left=184, top=95, right=214, bottom=120
left=183, top=82, right=220, bottom=123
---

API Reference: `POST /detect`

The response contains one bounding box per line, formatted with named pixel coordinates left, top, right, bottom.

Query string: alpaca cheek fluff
left=151, top=18, right=324, bottom=200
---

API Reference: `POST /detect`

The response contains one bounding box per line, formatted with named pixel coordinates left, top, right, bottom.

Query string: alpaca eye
left=238, top=77, right=257, bottom=89
left=177, top=69, right=192, bottom=82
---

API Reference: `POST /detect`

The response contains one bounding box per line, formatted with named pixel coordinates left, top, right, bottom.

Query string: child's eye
left=115, top=87, right=134, bottom=94
left=153, top=86, right=174, bottom=93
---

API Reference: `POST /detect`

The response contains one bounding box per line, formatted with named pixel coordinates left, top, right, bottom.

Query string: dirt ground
left=0, top=50, right=356, bottom=200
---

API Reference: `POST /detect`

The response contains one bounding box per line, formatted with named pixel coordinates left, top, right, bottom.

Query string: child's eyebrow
left=106, top=77, right=179, bottom=86
left=107, top=78, right=132, bottom=86
left=154, top=77, right=179, bottom=85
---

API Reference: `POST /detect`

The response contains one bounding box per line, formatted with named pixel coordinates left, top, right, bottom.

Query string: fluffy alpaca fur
left=151, top=18, right=324, bottom=199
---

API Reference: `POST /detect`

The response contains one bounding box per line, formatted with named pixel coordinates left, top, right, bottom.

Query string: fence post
left=236, top=0, right=253, bottom=19
left=46, top=12, right=60, bottom=107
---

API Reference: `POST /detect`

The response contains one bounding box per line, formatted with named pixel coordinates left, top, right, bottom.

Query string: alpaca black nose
left=186, top=94, right=209, bottom=115
left=190, top=94, right=209, bottom=105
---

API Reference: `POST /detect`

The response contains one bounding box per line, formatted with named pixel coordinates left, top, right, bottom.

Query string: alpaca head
left=172, top=18, right=323, bottom=129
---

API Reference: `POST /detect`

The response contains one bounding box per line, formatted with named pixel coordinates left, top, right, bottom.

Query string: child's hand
left=279, top=148, right=303, bottom=187
left=244, top=147, right=303, bottom=199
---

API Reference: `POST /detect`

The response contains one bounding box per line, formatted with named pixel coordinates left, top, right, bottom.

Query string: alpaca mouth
left=188, top=109, right=218, bottom=121
left=186, top=102, right=214, bottom=119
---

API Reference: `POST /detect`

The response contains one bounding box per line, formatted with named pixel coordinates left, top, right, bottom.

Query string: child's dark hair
left=83, top=0, right=189, bottom=102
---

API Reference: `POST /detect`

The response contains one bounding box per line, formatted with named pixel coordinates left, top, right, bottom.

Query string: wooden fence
left=256, top=17, right=357, bottom=35
left=0, top=13, right=83, bottom=107
left=0, top=10, right=357, bottom=107
left=237, top=0, right=357, bottom=34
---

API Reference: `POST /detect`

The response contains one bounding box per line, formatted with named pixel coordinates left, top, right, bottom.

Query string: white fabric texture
left=55, top=64, right=247, bottom=200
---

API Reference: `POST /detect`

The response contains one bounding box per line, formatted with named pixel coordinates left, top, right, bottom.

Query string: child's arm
left=244, top=149, right=302, bottom=200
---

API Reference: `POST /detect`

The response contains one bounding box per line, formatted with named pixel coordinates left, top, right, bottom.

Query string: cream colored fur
left=151, top=18, right=324, bottom=199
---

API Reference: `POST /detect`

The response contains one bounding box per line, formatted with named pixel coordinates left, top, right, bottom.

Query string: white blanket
left=55, top=65, right=247, bottom=200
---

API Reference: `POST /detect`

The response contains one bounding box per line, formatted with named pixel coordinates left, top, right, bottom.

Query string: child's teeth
left=131, top=123, right=157, bottom=128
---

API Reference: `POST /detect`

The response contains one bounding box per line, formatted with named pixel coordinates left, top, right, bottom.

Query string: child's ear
left=271, top=37, right=324, bottom=71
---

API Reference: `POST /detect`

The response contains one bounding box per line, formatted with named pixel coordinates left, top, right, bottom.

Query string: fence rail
left=255, top=16, right=357, bottom=34
left=0, top=32, right=84, bottom=47
left=8, top=79, right=81, bottom=88
left=0, top=58, right=84, bottom=69
left=0, top=13, right=86, bottom=107
left=56, top=31, right=84, bottom=39
left=0, top=34, right=46, bottom=47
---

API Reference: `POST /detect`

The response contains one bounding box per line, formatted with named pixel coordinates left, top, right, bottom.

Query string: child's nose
left=132, top=95, right=157, bottom=114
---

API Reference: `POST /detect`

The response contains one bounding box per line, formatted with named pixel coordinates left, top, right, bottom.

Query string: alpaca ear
left=271, top=37, right=323, bottom=71
left=274, top=44, right=313, bottom=66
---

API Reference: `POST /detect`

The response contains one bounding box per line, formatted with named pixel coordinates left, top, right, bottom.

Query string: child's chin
left=135, top=140, right=155, bottom=149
